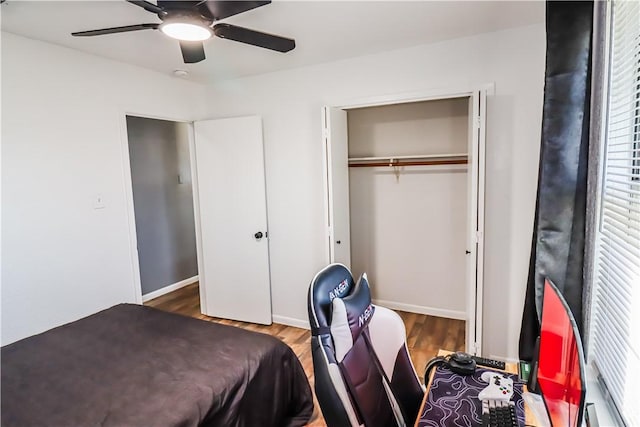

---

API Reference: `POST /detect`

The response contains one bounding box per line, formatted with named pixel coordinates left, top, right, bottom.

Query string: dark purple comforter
left=1, top=304, right=313, bottom=427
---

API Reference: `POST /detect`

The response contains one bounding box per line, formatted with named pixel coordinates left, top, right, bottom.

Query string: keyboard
left=481, top=399, right=518, bottom=427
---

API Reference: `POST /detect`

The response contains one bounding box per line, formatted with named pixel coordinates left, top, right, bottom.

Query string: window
left=590, top=1, right=640, bottom=426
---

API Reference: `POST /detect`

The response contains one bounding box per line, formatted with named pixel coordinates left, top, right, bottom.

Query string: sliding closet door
left=193, top=116, right=272, bottom=325
left=322, top=107, right=351, bottom=267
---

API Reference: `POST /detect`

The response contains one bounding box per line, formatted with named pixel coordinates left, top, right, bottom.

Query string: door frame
left=187, top=123, right=209, bottom=314
left=323, top=84, right=491, bottom=354
left=118, top=110, right=199, bottom=305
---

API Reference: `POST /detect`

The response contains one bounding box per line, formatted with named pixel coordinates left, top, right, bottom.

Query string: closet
left=323, top=89, right=486, bottom=354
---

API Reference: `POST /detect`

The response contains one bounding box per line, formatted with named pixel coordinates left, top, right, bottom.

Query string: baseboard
left=270, top=303, right=464, bottom=330
left=272, top=315, right=310, bottom=330
left=372, top=299, right=466, bottom=321
left=142, top=276, right=198, bottom=302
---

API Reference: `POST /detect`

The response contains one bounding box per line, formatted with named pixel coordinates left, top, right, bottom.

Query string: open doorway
left=323, top=88, right=487, bottom=355
left=125, top=115, right=198, bottom=301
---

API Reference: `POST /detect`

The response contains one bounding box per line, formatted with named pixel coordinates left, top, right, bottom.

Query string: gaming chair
left=307, top=264, right=424, bottom=427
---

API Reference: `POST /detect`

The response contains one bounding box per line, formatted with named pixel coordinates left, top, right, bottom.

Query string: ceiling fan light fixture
left=160, top=22, right=212, bottom=41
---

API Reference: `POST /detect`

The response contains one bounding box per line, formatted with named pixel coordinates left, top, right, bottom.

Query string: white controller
left=478, top=371, right=514, bottom=401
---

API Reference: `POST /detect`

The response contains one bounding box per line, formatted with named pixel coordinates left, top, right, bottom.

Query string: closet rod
left=348, top=158, right=468, bottom=168
left=348, top=153, right=467, bottom=162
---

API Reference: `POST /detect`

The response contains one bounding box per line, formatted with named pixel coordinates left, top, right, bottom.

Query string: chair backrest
left=308, top=264, right=424, bottom=426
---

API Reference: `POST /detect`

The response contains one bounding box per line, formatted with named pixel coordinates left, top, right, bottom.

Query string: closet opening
left=323, top=88, right=486, bottom=355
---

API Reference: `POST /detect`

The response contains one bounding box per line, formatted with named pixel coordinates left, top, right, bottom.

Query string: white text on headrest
left=358, top=304, right=374, bottom=327
left=329, top=280, right=349, bottom=301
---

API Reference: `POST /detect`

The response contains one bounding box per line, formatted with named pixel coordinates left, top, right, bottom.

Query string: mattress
left=1, top=304, right=313, bottom=427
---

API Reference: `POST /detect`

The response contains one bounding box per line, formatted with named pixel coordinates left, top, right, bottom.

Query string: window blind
left=591, top=1, right=640, bottom=426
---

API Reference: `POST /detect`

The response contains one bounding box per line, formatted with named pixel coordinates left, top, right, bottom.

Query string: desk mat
left=417, top=366, right=526, bottom=427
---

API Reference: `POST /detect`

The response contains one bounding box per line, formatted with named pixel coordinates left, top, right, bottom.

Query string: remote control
left=472, top=356, right=506, bottom=370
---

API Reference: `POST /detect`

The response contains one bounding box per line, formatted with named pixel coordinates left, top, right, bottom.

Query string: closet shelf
left=348, top=153, right=468, bottom=168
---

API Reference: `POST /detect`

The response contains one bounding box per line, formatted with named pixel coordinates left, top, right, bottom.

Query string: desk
left=415, top=350, right=541, bottom=426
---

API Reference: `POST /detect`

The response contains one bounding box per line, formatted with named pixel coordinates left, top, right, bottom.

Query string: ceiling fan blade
left=157, top=1, right=200, bottom=11
left=197, top=1, right=270, bottom=20
left=179, top=41, right=206, bottom=63
left=213, top=23, right=295, bottom=53
left=72, top=24, right=159, bottom=37
left=126, top=0, right=165, bottom=15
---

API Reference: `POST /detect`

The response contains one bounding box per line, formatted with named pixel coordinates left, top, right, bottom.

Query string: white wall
left=201, top=24, right=545, bottom=359
left=347, top=99, right=469, bottom=157
left=347, top=100, right=469, bottom=319
left=1, top=32, right=206, bottom=345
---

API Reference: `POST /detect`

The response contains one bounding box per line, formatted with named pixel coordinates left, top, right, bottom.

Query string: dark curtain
left=519, top=1, right=594, bottom=361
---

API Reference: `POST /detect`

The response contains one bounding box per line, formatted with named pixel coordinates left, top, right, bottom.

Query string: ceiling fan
left=71, top=0, right=295, bottom=64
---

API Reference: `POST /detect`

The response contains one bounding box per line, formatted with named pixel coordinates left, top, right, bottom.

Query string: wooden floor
left=145, top=283, right=465, bottom=426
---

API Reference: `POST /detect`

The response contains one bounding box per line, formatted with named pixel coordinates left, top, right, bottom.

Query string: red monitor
left=537, top=278, right=587, bottom=427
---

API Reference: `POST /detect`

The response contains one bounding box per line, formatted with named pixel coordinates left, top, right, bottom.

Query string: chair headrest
left=308, top=264, right=355, bottom=331
left=331, top=274, right=375, bottom=361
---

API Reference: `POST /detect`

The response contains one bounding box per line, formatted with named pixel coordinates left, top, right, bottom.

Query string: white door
left=322, top=107, right=351, bottom=268
left=465, top=90, right=486, bottom=355
left=193, top=116, right=272, bottom=324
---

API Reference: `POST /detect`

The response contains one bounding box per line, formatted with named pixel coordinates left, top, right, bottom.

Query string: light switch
left=93, top=195, right=106, bottom=210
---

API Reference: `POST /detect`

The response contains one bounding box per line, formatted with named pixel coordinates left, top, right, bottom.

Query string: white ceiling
left=1, top=1, right=544, bottom=83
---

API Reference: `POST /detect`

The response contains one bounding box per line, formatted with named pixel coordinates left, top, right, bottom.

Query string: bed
left=1, top=304, right=313, bottom=427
